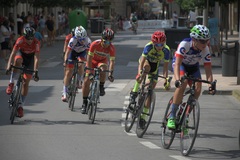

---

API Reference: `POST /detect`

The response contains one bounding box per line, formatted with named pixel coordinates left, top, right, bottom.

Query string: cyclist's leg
left=191, top=68, right=202, bottom=100
left=77, top=51, right=87, bottom=89
left=168, top=63, right=187, bottom=129
left=98, top=61, right=108, bottom=96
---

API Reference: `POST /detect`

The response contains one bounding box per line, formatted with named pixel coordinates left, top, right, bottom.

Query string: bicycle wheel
left=10, top=83, right=22, bottom=124
left=124, top=102, right=137, bottom=132
left=88, top=81, right=99, bottom=124
left=180, top=99, right=200, bottom=156
left=161, top=96, right=176, bottom=149
left=68, top=74, right=78, bottom=111
left=136, top=92, right=155, bottom=138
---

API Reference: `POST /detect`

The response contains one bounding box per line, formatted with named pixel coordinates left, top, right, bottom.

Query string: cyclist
left=129, top=30, right=171, bottom=128
left=62, top=28, right=75, bottom=59
left=5, top=27, right=40, bottom=118
left=167, top=24, right=215, bottom=129
left=62, top=26, right=91, bottom=102
left=130, top=12, right=138, bottom=31
left=81, top=28, right=115, bottom=114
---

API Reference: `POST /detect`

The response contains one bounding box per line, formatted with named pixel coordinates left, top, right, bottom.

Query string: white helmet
left=74, top=26, right=87, bottom=39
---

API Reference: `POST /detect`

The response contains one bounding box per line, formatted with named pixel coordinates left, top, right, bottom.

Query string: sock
left=83, top=97, right=88, bottom=105
left=140, top=106, right=149, bottom=120
left=132, top=81, right=140, bottom=93
left=63, top=86, right=68, bottom=95
left=170, top=103, right=179, bottom=119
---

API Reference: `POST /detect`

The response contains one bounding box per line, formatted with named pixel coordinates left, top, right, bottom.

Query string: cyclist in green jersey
left=129, top=30, right=171, bottom=127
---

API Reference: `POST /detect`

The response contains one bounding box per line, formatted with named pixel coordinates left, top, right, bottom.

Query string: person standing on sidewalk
left=5, top=27, right=40, bottom=118
left=167, top=25, right=216, bottom=129
left=172, top=11, right=178, bottom=28
left=208, top=11, right=221, bottom=57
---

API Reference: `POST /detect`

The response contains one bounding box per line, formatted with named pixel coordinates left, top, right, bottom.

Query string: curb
left=233, top=90, right=240, bottom=102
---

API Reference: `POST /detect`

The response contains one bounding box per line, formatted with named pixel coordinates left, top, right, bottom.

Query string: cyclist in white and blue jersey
left=62, top=26, right=91, bottom=102
left=167, top=25, right=215, bottom=129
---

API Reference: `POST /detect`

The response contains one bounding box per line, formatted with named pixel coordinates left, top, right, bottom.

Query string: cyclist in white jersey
left=167, top=25, right=216, bottom=129
left=62, top=26, right=91, bottom=102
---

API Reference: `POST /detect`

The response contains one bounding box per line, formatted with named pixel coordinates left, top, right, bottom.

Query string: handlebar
left=9, top=64, right=35, bottom=73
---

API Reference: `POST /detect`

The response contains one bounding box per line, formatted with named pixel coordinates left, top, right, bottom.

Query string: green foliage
left=215, top=0, right=238, bottom=5
left=175, top=0, right=197, bottom=12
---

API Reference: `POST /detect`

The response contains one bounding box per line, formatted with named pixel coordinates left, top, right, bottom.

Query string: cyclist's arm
left=174, top=55, right=183, bottom=81
left=109, top=59, right=115, bottom=76
left=63, top=40, right=68, bottom=53
left=86, top=53, right=93, bottom=69
left=34, top=52, right=40, bottom=71
left=64, top=47, right=71, bottom=63
left=7, top=48, right=18, bottom=70
left=163, top=61, right=169, bottom=82
left=139, top=56, right=146, bottom=74
left=204, top=64, right=213, bottom=85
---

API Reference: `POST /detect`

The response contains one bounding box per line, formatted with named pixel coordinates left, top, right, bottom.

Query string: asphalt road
left=0, top=30, right=239, bottom=160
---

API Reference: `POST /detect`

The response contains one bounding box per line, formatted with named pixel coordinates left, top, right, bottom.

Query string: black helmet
left=23, top=27, right=35, bottom=39
left=102, top=28, right=114, bottom=41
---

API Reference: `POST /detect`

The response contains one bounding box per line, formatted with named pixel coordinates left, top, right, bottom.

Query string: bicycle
left=84, top=67, right=111, bottom=124
left=7, top=65, right=35, bottom=124
left=67, top=59, right=85, bottom=111
left=161, top=75, right=217, bottom=156
left=125, top=72, right=172, bottom=138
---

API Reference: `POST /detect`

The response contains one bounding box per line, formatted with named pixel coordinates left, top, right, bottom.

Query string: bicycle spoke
left=124, top=102, right=137, bottom=132
left=180, top=100, right=200, bottom=156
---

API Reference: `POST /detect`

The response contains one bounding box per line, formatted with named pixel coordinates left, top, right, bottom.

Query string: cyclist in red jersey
left=5, top=27, right=40, bottom=118
left=81, top=28, right=115, bottom=114
left=62, top=28, right=75, bottom=59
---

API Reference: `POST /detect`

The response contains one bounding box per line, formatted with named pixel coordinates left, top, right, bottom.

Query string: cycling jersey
left=13, top=36, right=40, bottom=54
left=65, top=33, right=72, bottom=44
left=88, top=39, right=115, bottom=62
left=173, top=38, right=211, bottom=66
left=142, top=41, right=170, bottom=63
left=67, top=36, right=91, bottom=53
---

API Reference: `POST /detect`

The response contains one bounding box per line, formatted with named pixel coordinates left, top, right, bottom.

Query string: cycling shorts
left=66, top=50, right=86, bottom=68
left=147, top=60, right=159, bottom=82
left=15, top=51, right=35, bottom=79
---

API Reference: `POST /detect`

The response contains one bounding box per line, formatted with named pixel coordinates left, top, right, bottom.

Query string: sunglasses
left=26, top=37, right=34, bottom=40
left=198, top=39, right=209, bottom=44
left=103, top=40, right=111, bottom=45
left=155, top=43, right=164, bottom=47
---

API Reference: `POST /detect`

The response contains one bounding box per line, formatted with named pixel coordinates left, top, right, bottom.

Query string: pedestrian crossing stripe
left=105, top=83, right=127, bottom=92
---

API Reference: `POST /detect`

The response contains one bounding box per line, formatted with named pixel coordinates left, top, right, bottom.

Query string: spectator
left=17, top=14, right=23, bottom=36
left=45, top=15, right=54, bottom=46
left=1, top=19, right=12, bottom=64
left=38, top=15, right=46, bottom=43
left=208, top=12, right=221, bottom=57
left=32, top=25, right=43, bottom=48
left=188, top=10, right=197, bottom=28
left=172, top=11, right=178, bottom=28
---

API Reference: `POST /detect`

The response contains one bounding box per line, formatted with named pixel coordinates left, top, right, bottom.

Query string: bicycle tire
left=124, top=102, right=137, bottom=132
left=161, top=96, right=176, bottom=149
left=88, top=81, right=99, bottom=124
left=68, top=74, right=78, bottom=111
left=136, top=92, right=155, bottom=138
left=10, top=83, right=22, bottom=124
left=180, top=99, right=200, bottom=156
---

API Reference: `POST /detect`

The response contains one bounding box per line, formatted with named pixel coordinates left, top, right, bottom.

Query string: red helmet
left=151, top=31, right=166, bottom=43
left=102, top=28, right=114, bottom=41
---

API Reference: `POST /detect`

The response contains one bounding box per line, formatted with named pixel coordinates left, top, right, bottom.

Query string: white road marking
left=122, top=113, right=126, bottom=118
left=139, top=141, right=161, bottom=149
left=127, top=61, right=138, bottom=67
left=41, top=62, right=61, bottom=68
left=169, top=155, right=192, bottom=160
left=124, top=101, right=129, bottom=105
left=106, top=83, right=127, bottom=92
left=124, top=130, right=136, bottom=136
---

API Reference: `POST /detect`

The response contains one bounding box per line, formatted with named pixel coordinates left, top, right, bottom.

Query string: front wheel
left=10, top=84, right=22, bottom=124
left=180, top=99, right=200, bottom=156
left=68, top=75, right=78, bottom=111
left=161, top=96, right=176, bottom=149
left=136, top=92, right=156, bottom=138
left=88, top=81, right=99, bottom=124
left=124, top=102, right=137, bottom=132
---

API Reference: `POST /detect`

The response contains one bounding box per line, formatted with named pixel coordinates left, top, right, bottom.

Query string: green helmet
left=190, top=25, right=211, bottom=40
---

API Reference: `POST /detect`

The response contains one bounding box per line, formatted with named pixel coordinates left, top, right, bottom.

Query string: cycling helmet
left=102, top=28, right=114, bottom=41
left=23, top=27, right=35, bottom=38
left=74, top=26, right=87, bottom=38
left=190, top=25, right=211, bottom=40
left=151, top=31, right=166, bottom=43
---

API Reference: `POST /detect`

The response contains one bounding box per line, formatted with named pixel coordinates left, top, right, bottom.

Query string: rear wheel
left=161, top=96, right=176, bottom=149
left=136, top=92, right=155, bottom=138
left=88, top=81, right=99, bottom=124
left=68, top=75, right=78, bottom=111
left=180, top=99, right=200, bottom=156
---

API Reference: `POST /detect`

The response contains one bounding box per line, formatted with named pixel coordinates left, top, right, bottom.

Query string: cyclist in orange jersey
left=81, top=28, right=115, bottom=114
left=62, top=28, right=75, bottom=59
left=5, top=27, right=40, bottom=118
